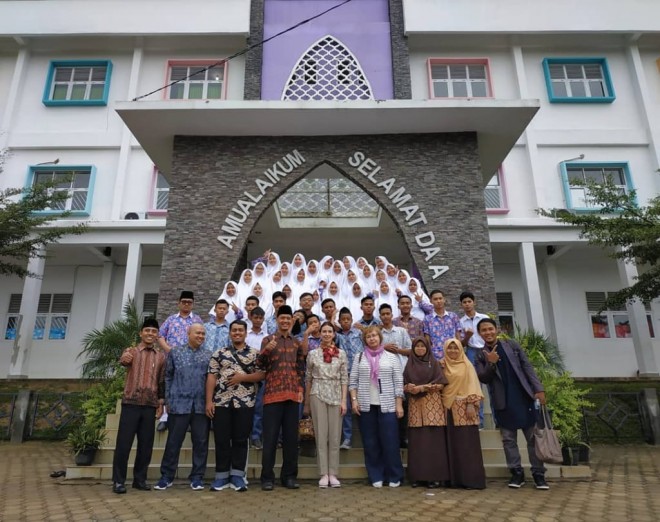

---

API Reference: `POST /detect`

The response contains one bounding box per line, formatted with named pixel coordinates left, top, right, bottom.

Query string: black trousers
left=261, top=400, right=299, bottom=484
left=112, top=404, right=156, bottom=485
left=160, top=412, right=209, bottom=481
left=212, top=405, right=254, bottom=477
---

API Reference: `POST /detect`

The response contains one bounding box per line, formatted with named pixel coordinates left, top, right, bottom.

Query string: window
left=28, top=165, right=96, bottom=217
left=142, top=293, right=159, bottom=320
left=496, top=292, right=515, bottom=336
left=560, top=162, right=633, bottom=211
left=283, top=35, right=373, bottom=101
left=5, top=293, right=72, bottom=340
left=586, top=292, right=654, bottom=339
left=43, top=60, right=112, bottom=106
left=542, top=58, right=615, bottom=103
left=485, top=168, right=508, bottom=214
left=428, top=59, right=491, bottom=98
left=148, top=170, right=169, bottom=217
left=4, top=294, right=22, bottom=340
left=167, top=61, right=226, bottom=100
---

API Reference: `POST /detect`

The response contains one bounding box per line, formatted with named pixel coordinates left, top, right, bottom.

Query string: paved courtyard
left=0, top=442, right=659, bottom=521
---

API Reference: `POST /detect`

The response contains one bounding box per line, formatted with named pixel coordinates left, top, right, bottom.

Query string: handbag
left=534, top=404, right=563, bottom=464
left=298, top=416, right=315, bottom=441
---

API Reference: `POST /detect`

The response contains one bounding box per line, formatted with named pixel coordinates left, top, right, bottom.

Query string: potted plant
left=66, top=423, right=107, bottom=466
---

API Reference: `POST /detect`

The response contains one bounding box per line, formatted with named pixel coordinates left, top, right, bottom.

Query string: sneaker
left=153, top=478, right=173, bottom=490
left=210, top=477, right=230, bottom=491
left=533, top=474, right=550, bottom=490
left=230, top=475, right=248, bottom=492
left=372, top=481, right=383, bottom=488
left=508, top=471, right=525, bottom=489
left=329, top=475, right=341, bottom=488
left=251, top=438, right=263, bottom=450
left=389, top=481, right=401, bottom=488
left=190, top=480, right=205, bottom=491
left=339, top=439, right=352, bottom=450
left=318, top=475, right=329, bottom=488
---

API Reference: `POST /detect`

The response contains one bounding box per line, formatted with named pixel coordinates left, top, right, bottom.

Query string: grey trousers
left=310, top=395, right=341, bottom=477
left=500, top=425, right=546, bottom=476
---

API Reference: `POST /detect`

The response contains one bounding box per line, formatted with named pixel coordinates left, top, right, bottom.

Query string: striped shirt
left=349, top=351, right=403, bottom=413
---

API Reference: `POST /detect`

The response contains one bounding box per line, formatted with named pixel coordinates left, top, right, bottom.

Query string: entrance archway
left=157, top=133, right=498, bottom=318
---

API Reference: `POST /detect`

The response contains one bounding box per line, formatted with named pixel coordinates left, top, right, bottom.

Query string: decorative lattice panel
left=278, top=178, right=379, bottom=218
left=283, top=36, right=373, bottom=101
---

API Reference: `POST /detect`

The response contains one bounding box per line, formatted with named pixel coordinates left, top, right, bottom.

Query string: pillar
left=95, top=261, right=114, bottom=329
left=7, top=252, right=46, bottom=378
left=121, top=243, right=142, bottom=315
left=518, top=242, right=546, bottom=334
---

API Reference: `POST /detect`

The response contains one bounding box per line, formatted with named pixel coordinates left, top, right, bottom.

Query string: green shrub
left=80, top=370, right=126, bottom=430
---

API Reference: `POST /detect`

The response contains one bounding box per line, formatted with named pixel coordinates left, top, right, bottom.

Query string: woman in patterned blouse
left=303, top=322, right=348, bottom=488
left=403, top=337, right=449, bottom=488
left=442, top=338, right=486, bottom=489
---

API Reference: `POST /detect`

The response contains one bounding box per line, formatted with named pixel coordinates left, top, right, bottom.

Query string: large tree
left=0, top=153, right=87, bottom=277
left=542, top=179, right=660, bottom=311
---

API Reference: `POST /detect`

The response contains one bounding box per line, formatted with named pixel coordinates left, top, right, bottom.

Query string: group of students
left=110, top=252, right=550, bottom=494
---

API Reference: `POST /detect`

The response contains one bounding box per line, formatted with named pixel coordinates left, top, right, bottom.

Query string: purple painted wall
left=262, top=0, right=394, bottom=100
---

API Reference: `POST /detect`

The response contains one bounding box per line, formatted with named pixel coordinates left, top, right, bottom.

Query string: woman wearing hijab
left=349, top=326, right=404, bottom=488
left=331, top=260, right=346, bottom=288
left=356, top=257, right=368, bottom=271
left=406, top=278, right=432, bottom=320
left=265, top=251, right=281, bottom=275
left=395, top=269, right=411, bottom=295
left=306, top=259, right=320, bottom=290
left=376, top=281, right=398, bottom=318
left=280, top=262, right=293, bottom=288
left=319, top=255, right=334, bottom=281
left=374, top=256, right=388, bottom=271
left=403, top=337, right=449, bottom=488
left=442, top=338, right=486, bottom=490
left=291, top=252, right=307, bottom=272
left=291, top=267, right=310, bottom=306
left=342, top=256, right=357, bottom=272
left=303, top=322, right=348, bottom=488
left=346, top=282, right=365, bottom=323
left=360, top=264, right=377, bottom=295
left=326, top=280, right=343, bottom=309
left=236, top=269, right=254, bottom=309
left=208, top=281, right=241, bottom=321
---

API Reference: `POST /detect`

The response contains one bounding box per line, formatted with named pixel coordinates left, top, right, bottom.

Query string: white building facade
left=0, top=0, right=659, bottom=379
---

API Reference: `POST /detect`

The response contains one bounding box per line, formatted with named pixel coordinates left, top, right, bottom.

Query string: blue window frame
left=542, top=58, right=615, bottom=104
left=26, top=165, right=96, bottom=217
left=560, top=162, right=634, bottom=212
left=42, top=60, right=112, bottom=106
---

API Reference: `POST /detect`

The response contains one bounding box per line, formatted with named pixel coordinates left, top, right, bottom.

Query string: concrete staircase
left=66, top=399, right=591, bottom=481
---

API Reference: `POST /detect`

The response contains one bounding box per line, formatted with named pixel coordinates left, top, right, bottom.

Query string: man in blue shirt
left=154, top=324, right=212, bottom=491
left=335, top=307, right=364, bottom=449
left=203, top=299, right=232, bottom=352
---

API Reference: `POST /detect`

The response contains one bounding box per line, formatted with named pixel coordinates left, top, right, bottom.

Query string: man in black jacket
left=474, top=318, right=549, bottom=490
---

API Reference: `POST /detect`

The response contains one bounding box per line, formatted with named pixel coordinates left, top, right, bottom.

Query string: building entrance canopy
left=115, top=99, right=539, bottom=181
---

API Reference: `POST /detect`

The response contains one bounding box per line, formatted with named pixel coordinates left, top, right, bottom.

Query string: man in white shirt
left=248, top=307, right=268, bottom=449
left=459, top=291, right=489, bottom=428
left=379, top=303, right=412, bottom=448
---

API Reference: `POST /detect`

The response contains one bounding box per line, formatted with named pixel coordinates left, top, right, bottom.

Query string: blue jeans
left=341, top=392, right=352, bottom=442
left=358, top=406, right=404, bottom=485
left=251, top=384, right=265, bottom=441
left=466, top=347, right=485, bottom=427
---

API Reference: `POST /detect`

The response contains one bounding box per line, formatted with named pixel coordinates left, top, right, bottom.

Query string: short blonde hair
left=362, top=325, right=383, bottom=345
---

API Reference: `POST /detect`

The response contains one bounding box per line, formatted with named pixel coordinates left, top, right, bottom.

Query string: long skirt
left=407, top=426, right=450, bottom=482
left=446, top=411, right=486, bottom=489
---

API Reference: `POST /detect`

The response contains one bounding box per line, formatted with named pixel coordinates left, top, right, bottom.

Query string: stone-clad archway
left=157, top=132, right=497, bottom=318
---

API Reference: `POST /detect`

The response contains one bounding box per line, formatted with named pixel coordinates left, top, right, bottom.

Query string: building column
left=95, top=261, right=114, bottom=329
left=617, top=258, right=658, bottom=377
left=0, top=46, right=29, bottom=150
left=518, top=242, right=546, bottom=334
left=543, top=262, right=565, bottom=348
left=121, top=243, right=142, bottom=315
left=7, top=252, right=45, bottom=378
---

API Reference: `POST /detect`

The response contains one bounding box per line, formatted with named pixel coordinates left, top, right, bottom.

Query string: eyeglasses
left=180, top=299, right=194, bottom=305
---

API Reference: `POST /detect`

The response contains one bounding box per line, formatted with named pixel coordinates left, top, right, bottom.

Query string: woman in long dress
left=442, top=338, right=486, bottom=489
left=403, top=337, right=449, bottom=488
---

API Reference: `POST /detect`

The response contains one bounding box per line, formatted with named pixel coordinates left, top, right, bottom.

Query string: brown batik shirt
left=120, top=344, right=166, bottom=408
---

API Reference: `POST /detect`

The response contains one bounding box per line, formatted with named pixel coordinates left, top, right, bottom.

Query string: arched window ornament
left=282, top=35, right=374, bottom=101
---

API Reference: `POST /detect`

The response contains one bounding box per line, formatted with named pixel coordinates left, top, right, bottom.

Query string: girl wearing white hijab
left=374, top=255, right=389, bottom=272
left=280, top=262, right=293, bottom=287
left=252, top=282, right=273, bottom=317
left=374, top=269, right=387, bottom=296
left=208, top=280, right=241, bottom=321
left=331, top=260, right=346, bottom=288
left=253, top=261, right=270, bottom=296
left=319, top=255, right=334, bottom=281
left=356, top=257, right=368, bottom=271
left=291, top=252, right=307, bottom=272
left=326, top=279, right=343, bottom=309
left=395, top=269, right=411, bottom=295
left=270, top=270, right=283, bottom=293
left=360, top=264, right=378, bottom=295
left=291, top=267, right=311, bottom=306
left=385, top=263, right=399, bottom=287
left=265, top=251, right=281, bottom=275
left=376, top=280, right=398, bottom=318
left=236, top=269, right=254, bottom=309
left=344, top=269, right=360, bottom=295
left=306, top=259, right=320, bottom=290
left=347, top=281, right=365, bottom=323
left=406, top=277, right=432, bottom=320
left=342, top=256, right=357, bottom=272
